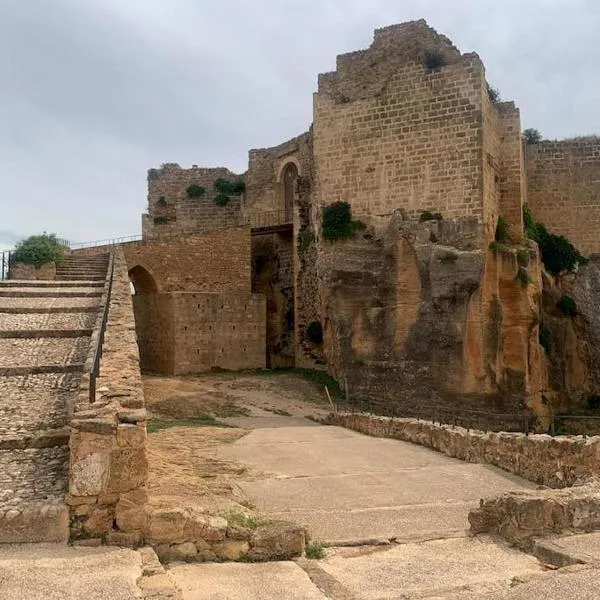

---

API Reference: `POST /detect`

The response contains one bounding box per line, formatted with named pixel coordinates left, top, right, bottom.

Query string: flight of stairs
left=0, top=253, right=109, bottom=543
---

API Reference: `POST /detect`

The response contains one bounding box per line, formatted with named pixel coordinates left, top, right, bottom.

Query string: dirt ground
left=143, top=371, right=331, bottom=513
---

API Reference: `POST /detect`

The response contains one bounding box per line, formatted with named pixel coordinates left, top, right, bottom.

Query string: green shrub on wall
left=419, top=211, right=443, bottom=222
left=12, top=233, right=64, bottom=267
left=423, top=50, right=446, bottom=70
left=523, top=204, right=588, bottom=275
left=523, top=128, right=543, bottom=144
left=214, top=194, right=230, bottom=207
left=157, top=196, right=167, bottom=207
left=322, top=201, right=358, bottom=240
left=557, top=295, right=577, bottom=316
left=153, top=216, right=167, bottom=225
left=214, top=178, right=245, bottom=195
left=186, top=184, right=206, bottom=198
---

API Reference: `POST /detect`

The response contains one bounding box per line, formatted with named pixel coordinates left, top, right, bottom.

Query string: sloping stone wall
left=68, top=247, right=148, bottom=545
left=325, top=412, right=600, bottom=489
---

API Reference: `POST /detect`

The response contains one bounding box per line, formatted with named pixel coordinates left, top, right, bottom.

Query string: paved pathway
left=218, top=421, right=536, bottom=544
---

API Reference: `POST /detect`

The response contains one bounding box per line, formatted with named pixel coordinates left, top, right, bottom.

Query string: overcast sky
left=1, top=0, right=598, bottom=248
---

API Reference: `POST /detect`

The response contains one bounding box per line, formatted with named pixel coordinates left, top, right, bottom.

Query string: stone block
left=204, top=516, right=228, bottom=542
left=148, top=508, right=188, bottom=544
left=116, top=424, right=146, bottom=448
left=247, top=521, right=306, bottom=561
left=106, top=447, right=148, bottom=494
left=213, top=540, right=250, bottom=561
left=170, top=542, right=197, bottom=561
left=70, top=452, right=110, bottom=496
left=116, top=488, right=148, bottom=532
left=107, top=531, right=142, bottom=547
left=83, top=505, right=114, bottom=536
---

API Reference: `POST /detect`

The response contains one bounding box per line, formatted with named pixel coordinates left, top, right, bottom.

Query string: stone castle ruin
left=130, top=19, right=600, bottom=423
left=3, top=19, right=600, bottom=548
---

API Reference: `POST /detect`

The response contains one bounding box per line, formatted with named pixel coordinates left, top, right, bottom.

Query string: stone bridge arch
left=128, top=264, right=158, bottom=295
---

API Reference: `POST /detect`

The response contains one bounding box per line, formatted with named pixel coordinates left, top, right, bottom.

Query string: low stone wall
left=68, top=248, right=149, bottom=545
left=469, top=480, right=600, bottom=549
left=10, top=261, right=56, bottom=280
left=147, top=506, right=306, bottom=562
left=325, top=412, right=600, bottom=488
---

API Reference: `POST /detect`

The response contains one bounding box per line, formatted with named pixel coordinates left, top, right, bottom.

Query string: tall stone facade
left=126, top=19, right=600, bottom=416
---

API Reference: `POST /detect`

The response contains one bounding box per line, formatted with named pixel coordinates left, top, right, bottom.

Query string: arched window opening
left=129, top=265, right=158, bottom=295
left=283, top=163, right=298, bottom=222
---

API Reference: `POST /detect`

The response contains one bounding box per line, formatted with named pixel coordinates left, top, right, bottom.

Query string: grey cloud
left=0, top=0, right=598, bottom=244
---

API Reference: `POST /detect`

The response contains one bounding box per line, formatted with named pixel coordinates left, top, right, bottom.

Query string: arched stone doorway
left=129, top=265, right=158, bottom=295
left=283, top=162, right=298, bottom=222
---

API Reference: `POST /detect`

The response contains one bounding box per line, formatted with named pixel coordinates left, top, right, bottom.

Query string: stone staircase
left=0, top=253, right=109, bottom=543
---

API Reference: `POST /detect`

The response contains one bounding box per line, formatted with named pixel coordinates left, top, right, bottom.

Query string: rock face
left=319, top=214, right=545, bottom=425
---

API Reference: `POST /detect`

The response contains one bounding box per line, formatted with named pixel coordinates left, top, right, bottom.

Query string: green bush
left=214, top=194, right=230, bottom=207
left=157, top=196, right=167, bottom=207
left=495, top=215, right=510, bottom=243
left=539, top=326, right=552, bottom=353
left=523, top=204, right=588, bottom=275
left=523, top=128, right=542, bottom=144
left=153, top=216, right=167, bottom=225
left=557, top=295, right=577, bottom=316
left=215, top=178, right=245, bottom=195
left=322, top=201, right=355, bottom=240
left=12, top=233, right=64, bottom=267
left=488, top=86, right=501, bottom=103
left=423, top=51, right=446, bottom=70
left=516, top=266, right=532, bottom=288
left=419, top=211, right=443, bottom=222
left=305, top=541, right=325, bottom=560
left=516, top=249, right=530, bottom=266
left=147, top=168, right=160, bottom=181
left=186, top=184, right=206, bottom=198
left=306, top=321, right=323, bottom=344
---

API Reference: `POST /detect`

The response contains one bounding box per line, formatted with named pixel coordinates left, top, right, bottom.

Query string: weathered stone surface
left=115, top=488, right=148, bottom=532
left=71, top=418, right=117, bottom=436
left=106, top=531, right=142, bottom=547
left=247, top=521, right=306, bottom=561
left=117, top=409, right=147, bottom=424
left=204, top=516, right=227, bottom=542
left=83, top=506, right=114, bottom=535
left=213, top=540, right=250, bottom=561
left=170, top=542, right=198, bottom=561
left=148, top=508, right=189, bottom=544
left=106, top=448, right=148, bottom=494
left=468, top=479, right=600, bottom=548
left=116, top=424, right=146, bottom=448
left=70, top=453, right=109, bottom=496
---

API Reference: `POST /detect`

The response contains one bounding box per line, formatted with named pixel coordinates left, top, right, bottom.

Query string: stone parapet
left=325, top=412, right=600, bottom=489
left=67, top=247, right=148, bottom=544
left=10, top=261, right=56, bottom=280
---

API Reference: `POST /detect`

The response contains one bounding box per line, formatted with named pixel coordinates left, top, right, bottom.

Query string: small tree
left=424, top=50, right=446, bottom=70
left=12, top=233, right=64, bottom=267
left=186, top=184, right=206, bottom=198
left=523, top=128, right=542, bottom=144
left=488, top=86, right=501, bottom=103
left=322, top=201, right=355, bottom=240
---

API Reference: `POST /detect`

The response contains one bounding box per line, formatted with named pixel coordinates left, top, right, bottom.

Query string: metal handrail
left=89, top=252, right=115, bottom=403
left=70, top=235, right=143, bottom=250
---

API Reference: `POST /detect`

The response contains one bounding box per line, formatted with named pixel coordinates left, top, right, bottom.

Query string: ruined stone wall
left=526, top=138, right=600, bottom=255
left=9, top=261, right=56, bottom=280
left=121, top=227, right=252, bottom=293
left=68, top=248, right=148, bottom=545
left=326, top=412, right=600, bottom=489
left=482, top=93, right=502, bottom=239
left=144, top=164, right=245, bottom=238
left=245, top=131, right=313, bottom=217
left=313, top=21, right=486, bottom=228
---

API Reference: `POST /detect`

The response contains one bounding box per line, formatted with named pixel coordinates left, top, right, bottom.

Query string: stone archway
left=129, top=265, right=158, bottom=295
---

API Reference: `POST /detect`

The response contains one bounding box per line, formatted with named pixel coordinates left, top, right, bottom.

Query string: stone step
left=0, top=337, right=90, bottom=369
left=0, top=372, right=80, bottom=437
left=54, top=276, right=105, bottom=282
left=0, top=446, right=69, bottom=543
left=0, top=364, right=86, bottom=377
left=0, top=290, right=103, bottom=298
left=0, top=312, right=96, bottom=330
left=0, top=329, right=93, bottom=339
left=0, top=306, right=98, bottom=315
left=0, top=280, right=104, bottom=288
left=0, top=298, right=101, bottom=311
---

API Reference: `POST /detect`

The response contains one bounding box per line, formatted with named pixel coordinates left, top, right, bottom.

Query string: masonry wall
left=245, top=132, right=313, bottom=217
left=144, top=164, right=245, bottom=238
left=122, top=227, right=252, bottom=293
left=526, top=138, right=600, bottom=255
left=171, top=293, right=266, bottom=374
left=313, top=21, right=486, bottom=231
